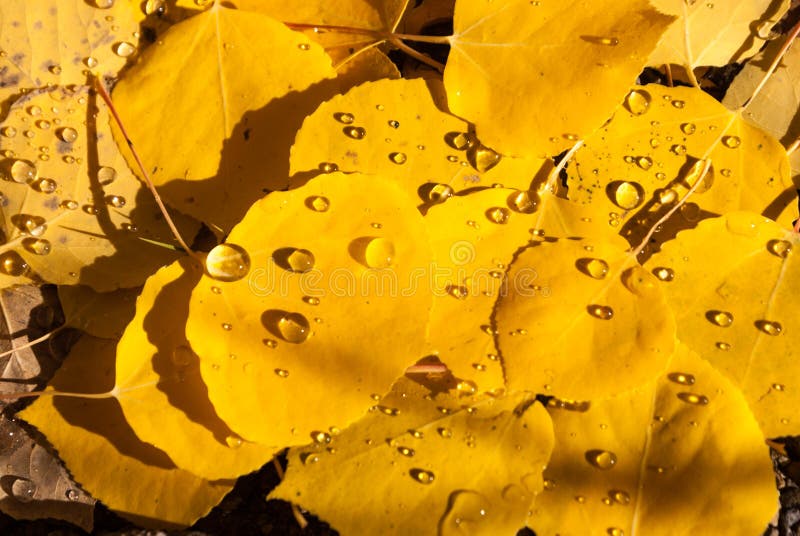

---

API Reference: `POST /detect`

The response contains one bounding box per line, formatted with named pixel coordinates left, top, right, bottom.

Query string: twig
left=742, top=18, right=800, bottom=110
left=272, top=458, right=309, bottom=529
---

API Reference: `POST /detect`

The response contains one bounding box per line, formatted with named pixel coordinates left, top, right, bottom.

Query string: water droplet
left=585, top=449, right=617, bottom=470
left=171, top=345, right=193, bottom=367
left=1, top=127, right=16, bottom=138
left=683, top=159, right=713, bottom=194
left=344, top=126, right=366, bottom=139
left=410, top=468, right=435, bottom=484
left=388, top=120, right=400, bottom=129
left=456, top=380, right=477, bottom=394
left=335, top=112, right=354, bottom=124
left=306, top=195, right=329, bottom=212
left=767, top=239, right=792, bottom=258
left=205, top=243, right=251, bottom=282
left=312, top=431, right=331, bottom=444
left=450, top=132, right=474, bottom=150
left=320, top=162, right=338, bottom=173
left=397, top=446, right=415, bottom=457
left=543, top=478, right=556, bottom=490
left=440, top=490, right=490, bottom=534
left=264, top=339, right=277, bottom=348
left=611, top=490, right=631, bottom=504
left=105, top=195, right=126, bottom=208
left=716, top=341, right=731, bottom=351
left=274, top=368, right=290, bottom=378
left=84, top=56, right=99, bottom=68
left=114, top=42, right=136, bottom=57
left=301, top=452, right=319, bottom=465
left=650, top=138, right=660, bottom=148
left=222, top=322, right=232, bottom=331
left=0, top=251, right=28, bottom=276
left=486, top=207, right=510, bottom=224
left=672, top=100, right=685, bottom=109
left=438, top=427, right=453, bottom=438
left=284, top=248, right=315, bottom=273
left=607, top=528, right=624, bottom=536
left=471, top=145, right=501, bottom=172
left=144, top=0, right=167, bottom=14
left=364, top=237, right=395, bottom=268
left=11, top=478, right=36, bottom=502
left=448, top=284, right=469, bottom=300
left=773, top=383, right=785, bottom=391
left=303, top=296, right=320, bottom=306
left=94, top=0, right=114, bottom=7
left=427, top=183, right=454, bottom=203
left=23, top=238, right=51, bottom=255
left=588, top=305, right=613, bottom=320
left=636, top=156, right=653, bottom=170
left=670, top=144, right=687, bottom=155
left=722, top=135, right=741, bottom=148
left=10, top=160, right=37, bottom=183
left=576, top=258, right=609, bottom=279
left=623, top=89, right=651, bottom=115
left=58, top=127, right=78, bottom=143
left=446, top=155, right=459, bottom=163
left=27, top=105, right=42, bottom=117
left=707, top=310, right=733, bottom=327
left=667, top=372, right=695, bottom=385
left=657, top=188, right=678, bottom=205
left=225, top=435, right=243, bottom=448
left=389, top=152, right=407, bottom=165
left=65, top=488, right=79, bottom=501
left=277, top=312, right=311, bottom=343
left=611, top=181, right=643, bottom=210
left=677, top=392, right=709, bottom=405
left=35, top=178, right=57, bottom=194
left=97, top=166, right=117, bottom=184
left=756, top=320, right=782, bottom=336
left=297, top=43, right=311, bottom=51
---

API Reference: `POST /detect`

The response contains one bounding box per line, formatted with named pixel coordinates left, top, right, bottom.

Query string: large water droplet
left=344, top=126, right=366, bottom=139
left=652, top=267, right=674, bottom=281
left=10, top=477, right=36, bottom=502
left=767, top=239, right=792, bottom=258
left=450, top=132, right=475, bottom=150
left=10, top=160, right=37, bottom=183
left=508, top=190, right=536, bottom=213
left=680, top=122, right=696, bottom=135
left=623, top=89, right=651, bottom=115
left=206, top=243, right=251, bottom=282
left=283, top=248, right=316, bottom=273
left=114, top=42, right=136, bottom=57
left=610, top=181, right=643, bottom=210
left=335, top=112, right=354, bottom=124
left=389, top=152, right=407, bottom=165
left=576, top=258, right=609, bottom=279
left=636, top=156, right=653, bottom=170
left=23, top=238, right=51, bottom=255
left=410, top=468, right=435, bottom=484
left=97, top=166, right=117, bottom=185
left=427, top=183, right=454, bottom=204
left=320, top=162, right=338, bottom=173
left=668, top=372, right=695, bottom=385
left=677, top=392, right=709, bottom=405
left=607, top=528, right=624, bottom=536
left=105, top=195, right=126, bottom=208
left=277, top=313, right=311, bottom=343
left=725, top=212, right=762, bottom=237
left=611, top=489, right=631, bottom=505
left=0, top=251, right=28, bottom=276
left=58, top=127, right=78, bottom=143
left=722, top=135, right=741, bottom=148
left=365, top=238, right=395, bottom=269
left=144, top=0, right=167, bottom=14
left=756, top=320, right=782, bottom=336
left=585, top=449, right=617, bottom=470
left=486, top=207, right=510, bottom=224
left=440, top=490, right=490, bottom=535
left=470, top=145, right=501, bottom=172
left=94, top=0, right=114, bottom=7
left=622, top=266, right=656, bottom=295
left=683, top=159, right=713, bottom=193
left=707, top=310, right=733, bottom=327
left=587, top=305, right=613, bottom=320
left=306, top=195, right=330, bottom=212
left=311, top=431, right=332, bottom=444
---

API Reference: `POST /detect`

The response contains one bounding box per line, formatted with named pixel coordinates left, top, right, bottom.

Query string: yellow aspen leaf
left=723, top=37, right=800, bottom=168
left=648, top=0, right=789, bottom=68
left=443, top=0, right=675, bottom=156
left=0, top=87, right=198, bottom=291
left=185, top=172, right=433, bottom=446
left=566, top=84, right=795, bottom=249
left=496, top=238, right=675, bottom=399
left=115, top=258, right=278, bottom=480
left=645, top=212, right=800, bottom=437
left=290, top=78, right=545, bottom=197
left=111, top=3, right=339, bottom=233
left=424, top=187, right=539, bottom=388
left=334, top=48, right=401, bottom=91
left=530, top=344, right=777, bottom=536
left=271, top=377, right=554, bottom=536
left=18, top=335, right=232, bottom=528
left=0, top=0, right=141, bottom=104
left=58, top=285, right=140, bottom=339
left=231, top=0, right=407, bottom=71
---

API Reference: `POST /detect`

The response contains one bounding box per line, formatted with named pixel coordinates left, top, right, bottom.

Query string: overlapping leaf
left=271, top=377, right=554, bottom=536
left=648, top=0, right=788, bottom=68
left=0, top=87, right=198, bottom=290
left=496, top=238, right=675, bottom=400
left=290, top=78, right=545, bottom=198
left=112, top=3, right=339, bottom=232
left=115, top=258, right=278, bottom=480
left=58, top=285, right=139, bottom=339
left=530, top=345, right=776, bottom=536
left=185, top=172, right=433, bottom=446
left=646, top=212, right=800, bottom=437
left=18, top=335, right=231, bottom=528
left=443, top=0, right=675, bottom=156
left=566, top=84, right=796, bottom=250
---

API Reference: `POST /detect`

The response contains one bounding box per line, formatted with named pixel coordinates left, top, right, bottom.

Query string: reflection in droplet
left=58, top=127, right=78, bottom=143
left=285, top=248, right=316, bottom=273
left=364, top=237, right=395, bottom=269
left=10, top=160, right=37, bottom=183
left=767, top=239, right=792, bottom=258
left=225, top=435, right=243, bottom=449
left=206, top=243, right=251, bottom=282
left=428, top=183, right=454, bottom=203
left=277, top=313, right=311, bottom=343
left=611, top=181, right=643, bottom=210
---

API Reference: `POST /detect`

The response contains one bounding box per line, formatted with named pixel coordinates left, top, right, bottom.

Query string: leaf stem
left=742, top=18, right=800, bottom=111
left=388, top=37, right=445, bottom=72
left=405, top=364, right=449, bottom=374
left=681, top=1, right=701, bottom=88
left=92, top=77, right=204, bottom=267
left=272, top=458, right=309, bottom=528
left=0, top=388, right=114, bottom=401
left=0, top=326, right=63, bottom=361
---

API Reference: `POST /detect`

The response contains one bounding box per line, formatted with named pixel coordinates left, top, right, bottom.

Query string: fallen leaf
left=645, top=212, right=800, bottom=437
left=496, top=238, right=675, bottom=399
left=112, top=3, right=339, bottom=232
left=530, top=344, right=777, bottom=536
left=271, top=377, right=554, bottom=536
left=443, top=0, right=674, bottom=156
left=58, top=284, right=140, bottom=340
